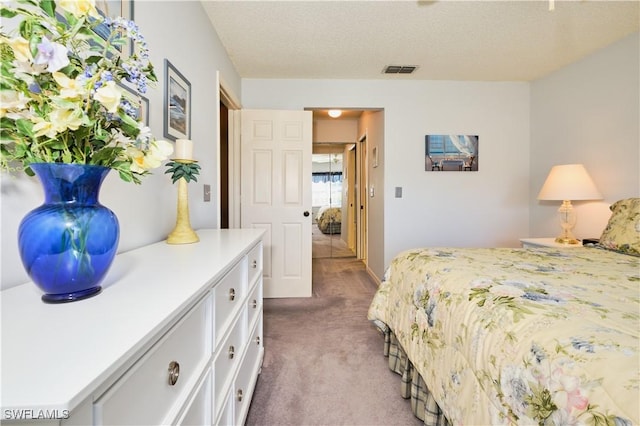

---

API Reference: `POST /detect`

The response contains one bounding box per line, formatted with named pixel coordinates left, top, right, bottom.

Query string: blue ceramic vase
left=18, top=163, right=120, bottom=303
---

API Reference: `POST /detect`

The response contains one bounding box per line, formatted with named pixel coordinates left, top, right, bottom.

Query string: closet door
left=311, top=150, right=355, bottom=259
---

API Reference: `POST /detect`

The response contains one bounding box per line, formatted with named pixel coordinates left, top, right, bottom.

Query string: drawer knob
left=252, top=299, right=258, bottom=309
left=237, top=389, right=243, bottom=402
left=229, top=288, right=235, bottom=301
left=252, top=259, right=257, bottom=269
left=255, top=336, right=261, bottom=346
left=168, top=361, right=180, bottom=386
left=228, top=345, right=235, bottom=359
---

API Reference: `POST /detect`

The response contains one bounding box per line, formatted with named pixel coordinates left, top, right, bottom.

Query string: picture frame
left=95, top=1, right=134, bottom=57
left=425, top=134, right=479, bottom=172
left=139, top=94, right=149, bottom=127
left=118, top=83, right=149, bottom=126
left=163, top=59, right=191, bottom=141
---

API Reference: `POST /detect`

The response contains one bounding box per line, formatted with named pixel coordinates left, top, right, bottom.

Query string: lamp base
left=167, top=227, right=199, bottom=245
left=554, top=236, right=580, bottom=245
left=555, top=200, right=579, bottom=245
left=166, top=178, right=199, bottom=245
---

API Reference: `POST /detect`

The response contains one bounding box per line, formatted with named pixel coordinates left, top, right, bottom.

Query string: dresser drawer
left=94, top=298, right=210, bottom=425
left=214, top=259, right=247, bottom=347
left=176, top=368, right=211, bottom=426
left=234, top=315, right=263, bottom=426
left=247, top=242, right=262, bottom=286
left=247, top=279, right=262, bottom=330
left=214, top=389, right=234, bottom=426
left=213, top=313, right=245, bottom=413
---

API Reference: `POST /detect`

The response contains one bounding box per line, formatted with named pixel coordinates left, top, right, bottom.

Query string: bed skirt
left=378, top=323, right=450, bottom=426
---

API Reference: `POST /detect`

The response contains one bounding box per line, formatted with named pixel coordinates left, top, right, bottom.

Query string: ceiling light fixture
left=328, top=110, right=342, bottom=118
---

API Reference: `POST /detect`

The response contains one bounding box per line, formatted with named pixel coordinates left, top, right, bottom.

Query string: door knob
left=303, top=211, right=310, bottom=217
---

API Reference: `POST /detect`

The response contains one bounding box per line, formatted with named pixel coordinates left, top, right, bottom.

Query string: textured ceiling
left=201, top=0, right=639, bottom=82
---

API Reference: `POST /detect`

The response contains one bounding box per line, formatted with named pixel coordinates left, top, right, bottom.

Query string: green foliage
left=0, top=0, right=169, bottom=182
left=165, top=161, right=201, bottom=184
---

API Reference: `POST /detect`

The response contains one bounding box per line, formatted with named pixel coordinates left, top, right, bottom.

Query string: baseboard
left=365, top=265, right=382, bottom=286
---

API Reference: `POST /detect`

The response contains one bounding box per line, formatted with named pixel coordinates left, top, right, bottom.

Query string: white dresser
left=1, top=229, right=264, bottom=426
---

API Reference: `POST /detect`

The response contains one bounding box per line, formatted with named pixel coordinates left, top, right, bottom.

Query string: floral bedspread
left=368, top=246, right=640, bottom=425
left=316, top=207, right=341, bottom=234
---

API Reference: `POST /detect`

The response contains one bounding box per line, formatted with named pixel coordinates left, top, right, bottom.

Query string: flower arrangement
left=0, top=0, right=172, bottom=183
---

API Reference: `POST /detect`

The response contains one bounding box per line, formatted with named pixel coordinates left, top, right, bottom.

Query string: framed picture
left=425, top=134, right=479, bottom=172
left=163, top=59, right=191, bottom=141
left=118, top=83, right=149, bottom=126
left=95, top=1, right=134, bottom=56
left=139, top=95, right=149, bottom=127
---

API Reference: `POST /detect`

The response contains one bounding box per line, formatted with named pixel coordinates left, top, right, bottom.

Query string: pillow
left=598, top=198, right=640, bottom=256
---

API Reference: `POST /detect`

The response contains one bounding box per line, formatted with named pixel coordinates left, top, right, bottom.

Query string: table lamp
left=537, top=164, right=602, bottom=244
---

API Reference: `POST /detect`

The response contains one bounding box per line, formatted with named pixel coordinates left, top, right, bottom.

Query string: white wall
left=0, top=1, right=241, bottom=289
left=241, top=79, right=531, bottom=280
left=530, top=32, right=640, bottom=239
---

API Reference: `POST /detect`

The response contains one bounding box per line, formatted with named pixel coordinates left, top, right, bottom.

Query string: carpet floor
left=245, top=258, right=421, bottom=426
left=312, top=223, right=355, bottom=259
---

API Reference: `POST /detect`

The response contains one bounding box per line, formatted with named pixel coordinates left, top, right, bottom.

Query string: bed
left=368, top=198, right=640, bottom=425
left=316, top=206, right=342, bottom=234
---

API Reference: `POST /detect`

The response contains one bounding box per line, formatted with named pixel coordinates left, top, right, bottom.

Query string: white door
left=240, top=109, right=313, bottom=298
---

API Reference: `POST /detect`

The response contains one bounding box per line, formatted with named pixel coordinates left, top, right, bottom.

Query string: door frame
left=224, top=98, right=372, bottom=266
left=356, top=132, right=368, bottom=262
left=217, top=72, right=241, bottom=229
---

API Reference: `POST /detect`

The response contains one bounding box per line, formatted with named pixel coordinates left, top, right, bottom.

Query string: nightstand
left=519, top=238, right=583, bottom=249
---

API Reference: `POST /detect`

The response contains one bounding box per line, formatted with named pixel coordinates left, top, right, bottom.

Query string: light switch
left=203, top=184, right=211, bottom=202
left=370, top=186, right=375, bottom=197
left=395, top=187, right=402, bottom=198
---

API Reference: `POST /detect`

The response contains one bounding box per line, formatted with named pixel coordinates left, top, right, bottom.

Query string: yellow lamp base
left=167, top=226, right=199, bottom=245
left=167, top=178, right=199, bottom=245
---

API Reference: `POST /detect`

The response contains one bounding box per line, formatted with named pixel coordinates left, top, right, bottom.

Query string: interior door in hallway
left=241, top=110, right=313, bottom=298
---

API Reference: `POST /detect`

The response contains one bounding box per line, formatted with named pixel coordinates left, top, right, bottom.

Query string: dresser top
left=1, top=229, right=264, bottom=416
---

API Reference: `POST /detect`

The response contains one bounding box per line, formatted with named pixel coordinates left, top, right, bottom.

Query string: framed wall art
left=163, top=59, right=191, bottom=141
left=95, top=1, right=134, bottom=56
left=425, top=134, right=479, bottom=172
left=118, top=83, right=149, bottom=126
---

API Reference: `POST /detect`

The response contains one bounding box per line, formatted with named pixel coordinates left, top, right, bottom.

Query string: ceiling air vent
left=383, top=65, right=417, bottom=74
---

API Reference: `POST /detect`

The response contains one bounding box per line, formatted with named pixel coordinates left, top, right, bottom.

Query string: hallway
left=245, top=257, right=420, bottom=425
left=312, top=224, right=355, bottom=259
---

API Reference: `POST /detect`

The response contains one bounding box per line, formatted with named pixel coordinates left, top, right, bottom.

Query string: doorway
left=219, top=101, right=229, bottom=229
left=312, top=146, right=355, bottom=259
left=224, top=102, right=378, bottom=286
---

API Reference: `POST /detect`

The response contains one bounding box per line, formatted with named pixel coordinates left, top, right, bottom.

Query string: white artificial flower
left=0, top=90, right=30, bottom=117
left=34, top=37, right=69, bottom=73
left=58, top=0, right=101, bottom=19
left=6, top=36, right=32, bottom=62
left=94, top=81, right=122, bottom=113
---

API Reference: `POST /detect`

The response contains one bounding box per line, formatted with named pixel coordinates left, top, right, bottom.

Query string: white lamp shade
left=537, top=164, right=602, bottom=201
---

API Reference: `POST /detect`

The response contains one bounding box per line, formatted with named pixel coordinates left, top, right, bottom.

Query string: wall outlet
left=203, top=184, right=211, bottom=202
